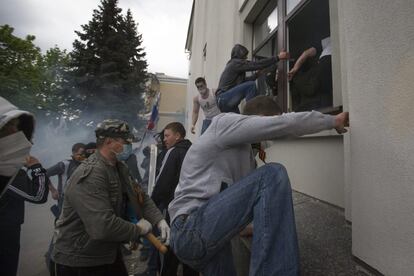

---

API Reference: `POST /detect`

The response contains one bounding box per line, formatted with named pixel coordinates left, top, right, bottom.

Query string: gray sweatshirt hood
left=231, top=44, right=249, bottom=59
left=0, top=97, right=35, bottom=140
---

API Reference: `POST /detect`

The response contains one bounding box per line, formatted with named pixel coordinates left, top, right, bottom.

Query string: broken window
left=250, top=0, right=338, bottom=113
left=287, top=0, right=332, bottom=112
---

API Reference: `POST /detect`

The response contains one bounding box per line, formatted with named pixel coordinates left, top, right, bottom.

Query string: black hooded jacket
left=0, top=164, right=49, bottom=226
left=216, top=44, right=279, bottom=95
left=151, top=139, right=192, bottom=209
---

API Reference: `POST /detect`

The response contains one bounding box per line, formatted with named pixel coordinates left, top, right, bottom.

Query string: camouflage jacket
left=52, top=151, right=163, bottom=267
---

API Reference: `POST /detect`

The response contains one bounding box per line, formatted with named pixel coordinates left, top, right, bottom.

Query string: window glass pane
left=287, top=0, right=302, bottom=14
left=239, top=0, right=247, bottom=9
left=287, top=0, right=333, bottom=112
left=255, top=36, right=277, bottom=58
left=254, top=5, right=278, bottom=48
left=254, top=36, right=279, bottom=96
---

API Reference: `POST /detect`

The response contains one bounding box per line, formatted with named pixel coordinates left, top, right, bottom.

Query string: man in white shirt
left=191, top=77, right=221, bottom=135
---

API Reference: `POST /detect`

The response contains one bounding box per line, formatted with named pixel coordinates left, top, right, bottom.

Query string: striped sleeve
left=7, top=164, right=49, bottom=203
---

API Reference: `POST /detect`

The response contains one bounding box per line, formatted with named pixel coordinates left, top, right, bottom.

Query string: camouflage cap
left=95, top=119, right=134, bottom=143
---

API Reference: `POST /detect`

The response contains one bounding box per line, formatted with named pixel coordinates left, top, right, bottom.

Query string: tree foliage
left=0, top=24, right=43, bottom=112
left=0, top=25, right=79, bottom=120
left=71, top=0, right=147, bottom=93
left=1, top=0, right=148, bottom=130
left=69, top=0, right=148, bottom=128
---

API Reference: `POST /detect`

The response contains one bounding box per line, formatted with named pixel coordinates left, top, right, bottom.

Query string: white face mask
left=198, top=87, right=208, bottom=96
left=0, top=131, right=32, bottom=177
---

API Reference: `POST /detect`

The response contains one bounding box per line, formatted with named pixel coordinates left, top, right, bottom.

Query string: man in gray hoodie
left=216, top=44, right=289, bottom=113
left=168, top=96, right=349, bottom=275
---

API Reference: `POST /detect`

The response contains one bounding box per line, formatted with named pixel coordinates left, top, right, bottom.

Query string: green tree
left=122, top=9, right=148, bottom=88
left=41, top=46, right=70, bottom=93
left=0, top=25, right=78, bottom=119
left=70, top=0, right=148, bottom=128
left=0, top=24, right=43, bottom=112
left=38, top=46, right=83, bottom=120
left=71, top=0, right=147, bottom=92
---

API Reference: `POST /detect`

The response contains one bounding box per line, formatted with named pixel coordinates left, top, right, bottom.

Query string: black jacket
left=0, top=164, right=49, bottom=226
left=46, top=159, right=81, bottom=196
left=151, top=139, right=192, bottom=208
left=216, top=44, right=279, bottom=95
left=125, top=154, right=142, bottom=184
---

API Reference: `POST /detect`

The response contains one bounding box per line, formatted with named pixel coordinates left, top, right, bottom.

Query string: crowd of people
left=0, top=43, right=349, bottom=276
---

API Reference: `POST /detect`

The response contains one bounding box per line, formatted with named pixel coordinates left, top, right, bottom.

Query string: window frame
left=252, top=0, right=341, bottom=113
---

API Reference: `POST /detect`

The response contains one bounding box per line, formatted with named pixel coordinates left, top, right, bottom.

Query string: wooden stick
left=146, top=232, right=168, bottom=254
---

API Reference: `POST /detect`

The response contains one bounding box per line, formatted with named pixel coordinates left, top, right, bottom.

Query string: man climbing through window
left=168, top=95, right=349, bottom=275
left=216, top=44, right=289, bottom=113
left=288, top=36, right=332, bottom=111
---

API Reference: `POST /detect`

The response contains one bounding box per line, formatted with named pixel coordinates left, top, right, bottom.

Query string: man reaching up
left=169, top=96, right=349, bottom=275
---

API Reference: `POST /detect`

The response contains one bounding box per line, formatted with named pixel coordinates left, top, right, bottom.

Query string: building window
left=252, top=1, right=279, bottom=97
left=286, top=0, right=302, bottom=15
left=287, top=0, right=332, bottom=112
left=253, top=2, right=278, bottom=48
left=252, top=0, right=337, bottom=113
left=253, top=36, right=278, bottom=96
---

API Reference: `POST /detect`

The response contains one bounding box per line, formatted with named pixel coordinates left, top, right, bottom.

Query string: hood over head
left=231, top=44, right=249, bottom=59
left=0, top=97, right=35, bottom=140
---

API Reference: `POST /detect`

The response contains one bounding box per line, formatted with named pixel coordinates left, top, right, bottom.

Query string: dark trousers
left=0, top=224, right=21, bottom=276
left=161, top=250, right=199, bottom=276
left=55, top=254, right=128, bottom=276
left=290, top=55, right=332, bottom=111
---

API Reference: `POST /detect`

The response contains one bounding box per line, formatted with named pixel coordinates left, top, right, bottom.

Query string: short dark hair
left=164, top=122, right=186, bottom=138
left=194, top=77, right=206, bottom=85
left=242, top=96, right=282, bottom=116
left=85, top=142, right=97, bottom=151
left=72, top=143, right=86, bottom=153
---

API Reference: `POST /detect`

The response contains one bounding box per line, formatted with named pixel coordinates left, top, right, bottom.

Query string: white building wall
left=187, top=0, right=246, bottom=140
left=328, top=0, right=352, bottom=220
left=338, top=0, right=414, bottom=274
left=186, top=0, right=414, bottom=273
left=265, top=136, right=344, bottom=206
left=186, top=0, right=345, bottom=208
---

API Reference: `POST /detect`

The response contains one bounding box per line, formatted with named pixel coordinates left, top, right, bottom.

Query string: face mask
left=116, top=143, right=133, bottom=161
left=85, top=149, right=95, bottom=158
left=0, top=131, right=32, bottom=177
left=72, top=153, right=86, bottom=162
left=198, top=88, right=208, bottom=95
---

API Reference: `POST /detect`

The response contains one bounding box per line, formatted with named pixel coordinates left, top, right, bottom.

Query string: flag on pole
left=147, top=93, right=160, bottom=130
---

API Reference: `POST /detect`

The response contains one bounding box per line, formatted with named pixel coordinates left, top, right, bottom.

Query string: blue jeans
left=201, top=119, right=212, bottom=135
left=217, top=81, right=257, bottom=113
left=170, top=163, right=300, bottom=276
left=146, top=242, right=159, bottom=276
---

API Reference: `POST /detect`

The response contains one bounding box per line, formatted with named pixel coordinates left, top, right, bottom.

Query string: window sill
left=317, top=105, right=343, bottom=115
left=301, top=106, right=343, bottom=138
left=300, top=129, right=344, bottom=138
